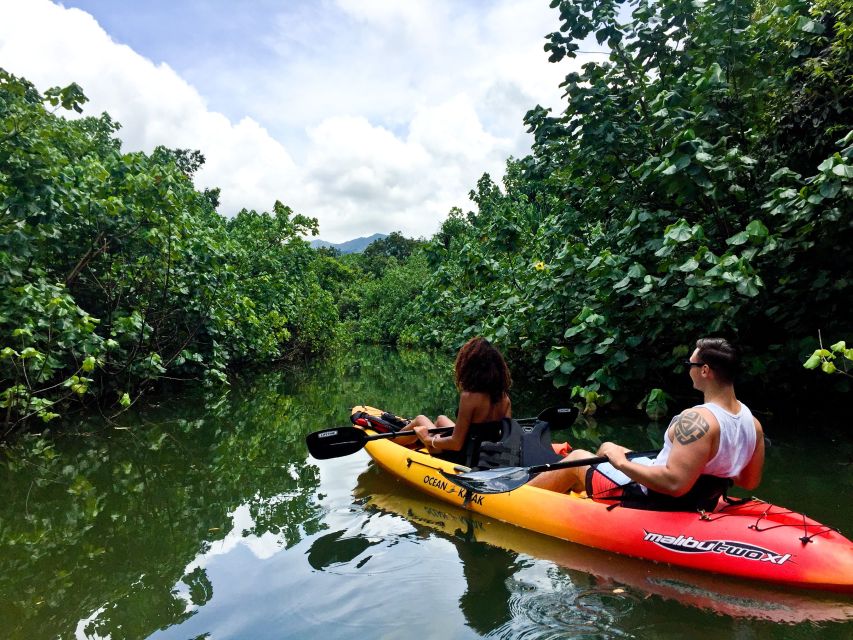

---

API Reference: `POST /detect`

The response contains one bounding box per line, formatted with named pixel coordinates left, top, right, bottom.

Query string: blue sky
left=1, top=0, right=595, bottom=241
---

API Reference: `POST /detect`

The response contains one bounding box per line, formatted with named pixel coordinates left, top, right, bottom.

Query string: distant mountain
left=311, top=233, right=387, bottom=254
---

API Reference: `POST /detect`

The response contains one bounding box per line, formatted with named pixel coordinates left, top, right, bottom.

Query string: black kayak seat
left=475, top=418, right=562, bottom=470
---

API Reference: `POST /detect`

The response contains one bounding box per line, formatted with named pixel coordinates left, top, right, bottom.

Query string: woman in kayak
left=400, top=336, right=512, bottom=467
left=529, top=337, right=764, bottom=510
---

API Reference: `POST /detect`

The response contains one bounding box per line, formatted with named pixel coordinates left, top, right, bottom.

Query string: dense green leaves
left=379, top=0, right=853, bottom=414
left=0, top=70, right=338, bottom=435
left=310, top=234, right=431, bottom=345
left=4, top=0, right=852, bottom=429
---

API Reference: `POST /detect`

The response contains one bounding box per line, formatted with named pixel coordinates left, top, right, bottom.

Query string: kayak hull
left=363, top=432, right=853, bottom=592
left=355, top=468, right=853, bottom=623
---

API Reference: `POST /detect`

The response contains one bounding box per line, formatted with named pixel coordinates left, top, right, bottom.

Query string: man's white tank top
left=654, top=401, right=757, bottom=477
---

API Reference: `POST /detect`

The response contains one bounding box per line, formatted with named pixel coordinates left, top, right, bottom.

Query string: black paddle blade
left=306, top=427, right=367, bottom=459
left=538, top=406, right=579, bottom=430
left=440, top=467, right=532, bottom=494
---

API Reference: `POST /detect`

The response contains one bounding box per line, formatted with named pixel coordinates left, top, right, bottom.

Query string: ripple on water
left=496, top=576, right=642, bottom=640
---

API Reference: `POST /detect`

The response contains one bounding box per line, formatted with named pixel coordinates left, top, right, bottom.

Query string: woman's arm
left=428, top=393, right=474, bottom=452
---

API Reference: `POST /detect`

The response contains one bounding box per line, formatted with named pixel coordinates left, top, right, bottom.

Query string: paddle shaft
left=306, top=405, right=577, bottom=461
left=305, top=425, right=454, bottom=459
left=528, top=449, right=659, bottom=474
left=528, top=455, right=608, bottom=474
left=363, top=426, right=453, bottom=442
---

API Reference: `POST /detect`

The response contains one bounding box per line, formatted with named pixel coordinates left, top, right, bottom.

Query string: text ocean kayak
left=357, top=423, right=853, bottom=592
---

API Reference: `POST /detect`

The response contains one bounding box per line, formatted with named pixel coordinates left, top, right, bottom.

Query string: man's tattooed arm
left=674, top=410, right=710, bottom=445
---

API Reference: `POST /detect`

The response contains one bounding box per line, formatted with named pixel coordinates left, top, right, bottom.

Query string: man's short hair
left=695, top=337, right=740, bottom=384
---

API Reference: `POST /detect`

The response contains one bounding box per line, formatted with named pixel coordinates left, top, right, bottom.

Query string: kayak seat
left=433, top=418, right=508, bottom=468
left=602, top=475, right=733, bottom=513
left=519, top=420, right=565, bottom=467
left=476, top=419, right=563, bottom=470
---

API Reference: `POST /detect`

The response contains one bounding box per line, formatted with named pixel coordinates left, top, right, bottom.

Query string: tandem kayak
left=354, top=468, right=853, bottom=623
left=350, top=407, right=853, bottom=593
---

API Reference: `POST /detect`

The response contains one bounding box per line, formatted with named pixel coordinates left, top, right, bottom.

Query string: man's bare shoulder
left=673, top=407, right=718, bottom=446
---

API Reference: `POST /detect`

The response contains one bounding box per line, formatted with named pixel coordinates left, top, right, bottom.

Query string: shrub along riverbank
left=2, top=0, right=851, bottom=438
left=0, top=70, right=339, bottom=437
left=320, top=0, right=853, bottom=420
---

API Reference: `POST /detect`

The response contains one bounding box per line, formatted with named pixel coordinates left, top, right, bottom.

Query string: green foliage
left=307, top=231, right=430, bottom=346
left=639, top=388, right=674, bottom=421
left=398, top=0, right=853, bottom=413
left=5, top=0, right=851, bottom=428
left=0, top=70, right=339, bottom=435
left=803, top=336, right=853, bottom=377
left=353, top=250, right=432, bottom=345
left=361, top=230, right=419, bottom=262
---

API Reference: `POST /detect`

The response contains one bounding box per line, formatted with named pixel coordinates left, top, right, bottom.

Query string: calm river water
left=1, top=346, right=851, bottom=639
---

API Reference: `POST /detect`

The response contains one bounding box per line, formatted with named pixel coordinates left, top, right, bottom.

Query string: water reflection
left=0, top=346, right=455, bottom=639
left=307, top=530, right=381, bottom=571
left=0, top=345, right=850, bottom=640
left=447, top=522, right=521, bottom=634
left=353, top=465, right=853, bottom=635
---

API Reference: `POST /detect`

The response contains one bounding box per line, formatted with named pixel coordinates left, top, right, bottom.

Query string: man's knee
left=566, top=448, right=593, bottom=461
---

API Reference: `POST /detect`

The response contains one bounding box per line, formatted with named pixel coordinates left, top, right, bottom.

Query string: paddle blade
left=305, top=427, right=367, bottom=459
left=538, top=406, right=579, bottom=430
left=440, top=467, right=532, bottom=495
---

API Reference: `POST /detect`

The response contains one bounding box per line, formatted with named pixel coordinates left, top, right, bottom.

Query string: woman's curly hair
left=454, top=337, right=512, bottom=404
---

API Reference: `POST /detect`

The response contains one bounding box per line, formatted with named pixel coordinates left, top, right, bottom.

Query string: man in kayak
left=529, top=338, right=765, bottom=510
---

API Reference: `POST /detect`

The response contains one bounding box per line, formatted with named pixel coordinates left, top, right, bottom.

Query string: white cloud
left=0, top=0, right=299, bottom=220
left=0, top=0, right=583, bottom=242
left=410, top=95, right=506, bottom=162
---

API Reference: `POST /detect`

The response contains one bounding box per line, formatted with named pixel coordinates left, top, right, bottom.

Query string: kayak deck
left=363, top=431, right=853, bottom=592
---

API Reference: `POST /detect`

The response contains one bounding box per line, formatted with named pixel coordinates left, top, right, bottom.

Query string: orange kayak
left=354, top=469, right=853, bottom=622
left=355, top=412, right=853, bottom=593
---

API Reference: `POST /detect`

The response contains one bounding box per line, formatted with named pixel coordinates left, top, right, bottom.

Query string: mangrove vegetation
left=2, top=0, right=852, bottom=437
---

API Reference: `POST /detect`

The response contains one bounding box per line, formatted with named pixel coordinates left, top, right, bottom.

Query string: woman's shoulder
left=459, top=390, right=492, bottom=406
left=459, top=390, right=510, bottom=418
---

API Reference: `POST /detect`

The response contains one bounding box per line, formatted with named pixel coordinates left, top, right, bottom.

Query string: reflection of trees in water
left=0, top=346, right=460, bottom=638
left=451, top=518, right=522, bottom=635
left=353, top=467, right=522, bottom=636
left=0, top=397, right=324, bottom=639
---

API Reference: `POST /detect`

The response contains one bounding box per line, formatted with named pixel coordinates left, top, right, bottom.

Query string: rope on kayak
left=708, top=499, right=840, bottom=544
left=404, top=457, right=471, bottom=474
left=748, top=507, right=840, bottom=545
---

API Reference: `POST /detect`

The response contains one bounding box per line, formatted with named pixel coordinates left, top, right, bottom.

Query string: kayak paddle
left=307, top=406, right=578, bottom=460
left=520, top=405, right=579, bottom=429
left=306, top=425, right=453, bottom=460
left=440, top=450, right=659, bottom=495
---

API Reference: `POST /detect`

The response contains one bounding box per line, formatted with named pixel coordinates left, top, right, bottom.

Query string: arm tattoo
left=674, top=410, right=710, bottom=445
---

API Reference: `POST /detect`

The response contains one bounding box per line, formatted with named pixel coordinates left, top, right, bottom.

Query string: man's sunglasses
left=683, top=360, right=707, bottom=368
